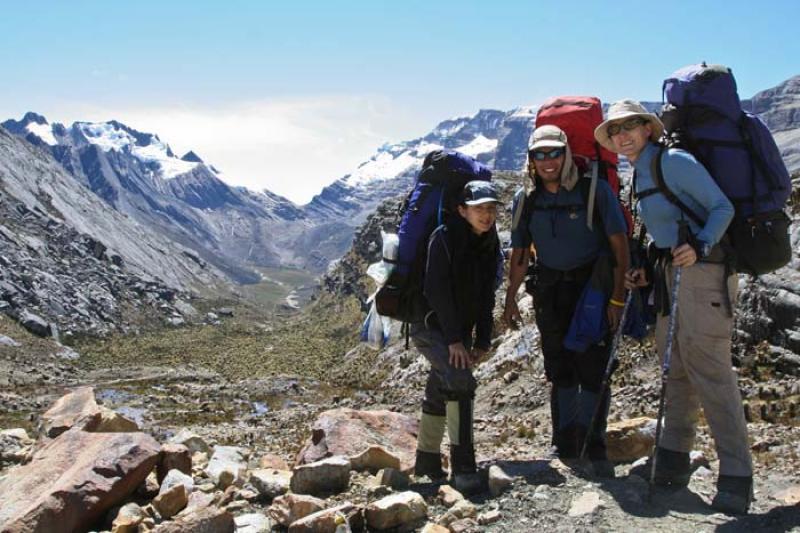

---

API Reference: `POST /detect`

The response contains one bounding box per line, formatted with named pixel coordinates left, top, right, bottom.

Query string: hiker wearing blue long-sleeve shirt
left=596, top=99, right=753, bottom=514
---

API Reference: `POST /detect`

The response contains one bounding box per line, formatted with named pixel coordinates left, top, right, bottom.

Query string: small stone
left=160, top=469, right=194, bottom=495
left=250, top=469, right=291, bottom=500
left=692, top=466, right=714, bottom=479
left=437, top=499, right=476, bottom=527
left=365, top=491, right=427, bottom=530
left=376, top=467, right=410, bottom=490
left=488, top=465, right=513, bottom=496
left=503, top=370, right=519, bottom=383
left=568, top=491, right=603, bottom=517
left=111, top=502, right=146, bottom=533
left=288, top=502, right=363, bottom=533
left=153, top=483, right=188, bottom=519
left=290, top=456, right=351, bottom=496
left=268, top=494, right=326, bottom=527
left=438, top=484, right=465, bottom=507
left=478, top=509, right=501, bottom=525
left=449, top=518, right=480, bottom=533
left=205, top=446, right=248, bottom=488
left=234, top=512, right=271, bottom=533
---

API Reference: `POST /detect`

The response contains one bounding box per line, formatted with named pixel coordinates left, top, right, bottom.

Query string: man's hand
left=448, top=342, right=472, bottom=369
left=503, top=295, right=523, bottom=329
left=471, top=347, right=489, bottom=365
left=624, top=268, right=648, bottom=290
left=672, top=243, right=697, bottom=267
left=607, top=303, right=624, bottom=332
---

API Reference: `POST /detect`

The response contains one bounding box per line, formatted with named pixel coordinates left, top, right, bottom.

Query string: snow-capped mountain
left=2, top=114, right=307, bottom=282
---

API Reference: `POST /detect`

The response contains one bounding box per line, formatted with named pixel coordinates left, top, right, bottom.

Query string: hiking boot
left=414, top=450, right=447, bottom=480
left=452, top=471, right=484, bottom=495
left=629, top=447, right=690, bottom=487
left=711, top=475, right=753, bottom=515
left=449, top=444, right=482, bottom=495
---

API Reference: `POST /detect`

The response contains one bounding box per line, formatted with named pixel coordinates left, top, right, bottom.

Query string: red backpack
left=533, top=96, right=632, bottom=234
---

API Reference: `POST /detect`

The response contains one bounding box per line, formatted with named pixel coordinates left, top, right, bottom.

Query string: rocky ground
left=1, top=173, right=799, bottom=531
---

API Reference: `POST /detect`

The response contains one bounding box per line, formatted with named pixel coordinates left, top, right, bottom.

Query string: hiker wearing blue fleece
left=412, top=180, right=501, bottom=494
left=504, top=125, right=629, bottom=478
left=597, top=99, right=753, bottom=515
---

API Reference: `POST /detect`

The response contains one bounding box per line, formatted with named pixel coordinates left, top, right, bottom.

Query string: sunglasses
left=529, top=147, right=565, bottom=161
left=607, top=117, right=647, bottom=137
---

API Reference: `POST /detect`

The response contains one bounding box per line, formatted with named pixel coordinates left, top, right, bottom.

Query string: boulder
left=234, top=512, right=271, bottom=533
left=268, top=494, right=326, bottom=527
left=258, top=453, right=289, bottom=470
left=488, top=465, right=513, bottom=496
left=290, top=456, right=351, bottom=496
left=0, top=428, right=34, bottom=464
left=153, top=483, right=188, bottom=519
left=250, top=468, right=291, bottom=500
left=160, top=468, right=194, bottom=495
left=169, top=428, right=211, bottom=455
left=605, top=417, right=656, bottom=462
left=295, top=408, right=418, bottom=473
left=365, top=491, right=427, bottom=530
left=0, top=426, right=160, bottom=533
left=152, top=505, right=234, bottom=532
left=111, top=502, right=146, bottom=533
left=204, top=445, right=248, bottom=488
left=83, top=406, right=139, bottom=433
left=41, top=386, right=99, bottom=437
left=157, top=443, right=192, bottom=483
left=288, top=502, right=363, bottom=533
left=19, top=309, right=51, bottom=337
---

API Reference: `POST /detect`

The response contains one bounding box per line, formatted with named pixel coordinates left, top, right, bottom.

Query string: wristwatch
left=693, top=240, right=712, bottom=259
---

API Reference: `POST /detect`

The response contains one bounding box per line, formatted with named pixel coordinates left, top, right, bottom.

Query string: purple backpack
left=375, top=150, right=492, bottom=322
left=658, top=63, right=792, bottom=275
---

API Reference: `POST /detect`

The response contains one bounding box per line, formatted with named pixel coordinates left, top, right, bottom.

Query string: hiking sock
left=446, top=398, right=474, bottom=448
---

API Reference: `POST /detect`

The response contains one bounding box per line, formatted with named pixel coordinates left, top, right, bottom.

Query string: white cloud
left=51, top=95, right=424, bottom=204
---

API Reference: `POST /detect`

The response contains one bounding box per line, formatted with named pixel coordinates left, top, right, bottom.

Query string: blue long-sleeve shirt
left=633, top=143, right=733, bottom=248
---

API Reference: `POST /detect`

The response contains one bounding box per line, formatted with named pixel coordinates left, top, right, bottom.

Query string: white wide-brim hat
left=594, top=99, right=665, bottom=153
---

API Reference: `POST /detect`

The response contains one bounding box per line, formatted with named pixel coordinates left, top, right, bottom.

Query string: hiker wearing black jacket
left=412, top=180, right=501, bottom=494
left=597, top=99, right=753, bottom=515
left=504, top=125, right=629, bottom=477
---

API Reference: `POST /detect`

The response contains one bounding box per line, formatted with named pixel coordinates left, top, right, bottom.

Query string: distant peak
left=22, top=112, right=48, bottom=125
left=181, top=150, right=204, bottom=163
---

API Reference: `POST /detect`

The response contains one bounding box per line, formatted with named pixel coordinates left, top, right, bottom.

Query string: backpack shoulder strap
left=646, top=146, right=705, bottom=226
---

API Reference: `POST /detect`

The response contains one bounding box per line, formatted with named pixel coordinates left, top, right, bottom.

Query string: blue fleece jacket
left=633, top=143, right=733, bottom=248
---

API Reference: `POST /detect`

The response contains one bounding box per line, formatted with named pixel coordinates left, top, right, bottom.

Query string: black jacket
left=422, top=216, right=498, bottom=351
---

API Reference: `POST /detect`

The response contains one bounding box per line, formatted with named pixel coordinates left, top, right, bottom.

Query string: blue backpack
left=656, top=62, right=792, bottom=275
left=375, top=150, right=492, bottom=322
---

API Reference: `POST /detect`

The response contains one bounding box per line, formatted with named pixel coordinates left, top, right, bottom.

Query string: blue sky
left=2, top=1, right=798, bottom=202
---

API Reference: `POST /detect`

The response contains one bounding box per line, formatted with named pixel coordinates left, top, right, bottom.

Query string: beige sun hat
left=594, top=99, right=665, bottom=153
left=528, top=124, right=568, bottom=151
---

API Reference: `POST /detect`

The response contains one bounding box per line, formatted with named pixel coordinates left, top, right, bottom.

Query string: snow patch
left=25, top=122, right=57, bottom=145
left=343, top=149, right=420, bottom=186
left=76, top=122, right=198, bottom=179
left=457, top=135, right=498, bottom=158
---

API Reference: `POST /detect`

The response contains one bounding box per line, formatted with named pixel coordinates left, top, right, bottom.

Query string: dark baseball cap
left=461, top=180, right=503, bottom=205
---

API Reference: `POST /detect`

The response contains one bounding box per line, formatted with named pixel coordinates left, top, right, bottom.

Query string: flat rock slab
left=290, top=456, right=351, bottom=496
left=288, top=502, right=363, bottom=533
left=250, top=468, right=291, bottom=500
left=0, top=426, right=160, bottom=533
left=606, top=417, right=656, bottom=463
left=205, top=445, right=248, bottom=487
left=234, top=512, right=271, bottom=533
left=295, top=408, right=418, bottom=473
left=152, top=505, right=234, bottom=532
left=365, top=491, right=427, bottom=530
left=568, top=491, right=603, bottom=517
left=268, top=494, right=326, bottom=527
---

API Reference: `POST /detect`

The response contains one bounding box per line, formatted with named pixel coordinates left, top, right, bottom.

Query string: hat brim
left=464, top=197, right=503, bottom=206
left=594, top=112, right=665, bottom=153
left=529, top=139, right=566, bottom=151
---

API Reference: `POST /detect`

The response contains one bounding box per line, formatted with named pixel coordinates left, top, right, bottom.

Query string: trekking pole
left=648, top=219, right=690, bottom=500
left=579, top=289, right=634, bottom=460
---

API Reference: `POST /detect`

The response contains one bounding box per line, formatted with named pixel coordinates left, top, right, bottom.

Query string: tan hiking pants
left=655, top=262, right=753, bottom=477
